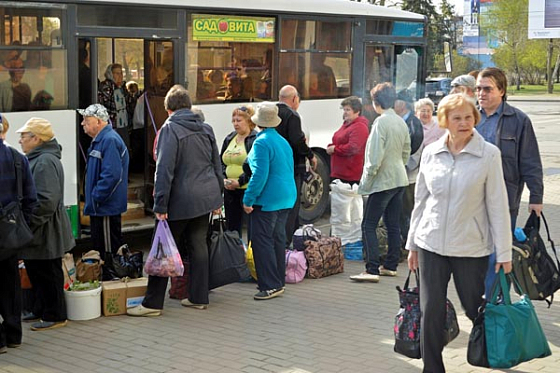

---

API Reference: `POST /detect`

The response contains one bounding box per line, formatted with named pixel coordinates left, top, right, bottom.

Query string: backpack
left=292, top=224, right=321, bottom=251
left=512, top=212, right=560, bottom=307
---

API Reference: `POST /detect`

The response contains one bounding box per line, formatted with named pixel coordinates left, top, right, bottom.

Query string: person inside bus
left=0, top=57, right=32, bottom=112
left=208, top=69, right=225, bottom=97
left=78, top=104, right=129, bottom=262
left=98, top=63, right=134, bottom=149
left=78, top=40, right=92, bottom=109
left=326, top=96, right=369, bottom=186
left=311, top=54, right=337, bottom=98
left=16, top=118, right=75, bottom=331
left=195, top=70, right=215, bottom=101
left=224, top=73, right=251, bottom=102
left=127, top=85, right=222, bottom=316
left=350, top=83, right=410, bottom=283
left=221, top=105, right=258, bottom=241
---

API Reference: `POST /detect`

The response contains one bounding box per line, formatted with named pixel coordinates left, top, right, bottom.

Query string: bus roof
left=72, top=0, right=425, bottom=20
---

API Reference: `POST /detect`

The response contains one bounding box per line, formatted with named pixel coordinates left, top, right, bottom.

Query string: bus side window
left=0, top=7, right=66, bottom=112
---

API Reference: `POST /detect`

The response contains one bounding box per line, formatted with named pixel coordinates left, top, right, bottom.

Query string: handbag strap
left=9, top=147, right=24, bottom=205
left=490, top=269, right=521, bottom=305
left=402, top=269, right=419, bottom=290
left=540, top=212, right=560, bottom=270
left=144, top=92, right=158, bottom=136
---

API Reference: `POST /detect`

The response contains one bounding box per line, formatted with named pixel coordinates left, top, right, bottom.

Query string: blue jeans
left=484, top=213, right=517, bottom=299
left=250, top=207, right=289, bottom=291
left=362, top=187, right=404, bottom=275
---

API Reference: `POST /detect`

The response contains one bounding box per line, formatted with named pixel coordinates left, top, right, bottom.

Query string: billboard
left=529, top=0, right=560, bottom=38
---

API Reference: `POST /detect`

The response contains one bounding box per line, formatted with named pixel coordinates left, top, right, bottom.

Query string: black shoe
left=7, top=343, right=21, bottom=348
left=31, top=320, right=67, bottom=331
left=22, top=312, right=39, bottom=322
left=254, top=288, right=284, bottom=300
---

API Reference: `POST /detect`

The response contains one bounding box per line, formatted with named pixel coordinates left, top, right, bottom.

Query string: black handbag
left=208, top=216, right=250, bottom=290
left=394, top=270, right=460, bottom=359
left=103, top=244, right=143, bottom=280
left=467, top=302, right=490, bottom=367
left=0, top=148, right=33, bottom=259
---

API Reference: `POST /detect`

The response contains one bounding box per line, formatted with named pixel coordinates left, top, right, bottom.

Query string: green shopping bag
left=485, top=269, right=552, bottom=368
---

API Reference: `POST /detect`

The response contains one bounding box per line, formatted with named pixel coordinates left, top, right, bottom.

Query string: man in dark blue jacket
left=476, top=67, right=544, bottom=295
left=0, top=116, right=37, bottom=354
left=79, top=104, right=129, bottom=260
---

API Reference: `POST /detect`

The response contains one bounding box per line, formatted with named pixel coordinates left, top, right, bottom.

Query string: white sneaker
left=181, top=299, right=208, bottom=310
left=350, top=272, right=380, bottom=283
left=379, top=266, right=398, bottom=277
left=127, top=305, right=162, bottom=317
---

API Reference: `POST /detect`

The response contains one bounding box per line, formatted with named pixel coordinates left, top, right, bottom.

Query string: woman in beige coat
left=350, top=83, right=411, bottom=283
left=406, top=93, right=512, bottom=373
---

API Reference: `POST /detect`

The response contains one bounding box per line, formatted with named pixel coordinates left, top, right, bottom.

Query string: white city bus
left=2, top=0, right=427, bottom=238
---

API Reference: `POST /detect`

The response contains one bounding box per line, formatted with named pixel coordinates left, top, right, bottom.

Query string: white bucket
left=64, top=286, right=102, bottom=321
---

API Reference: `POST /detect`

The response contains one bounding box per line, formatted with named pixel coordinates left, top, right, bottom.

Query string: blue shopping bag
left=485, top=269, right=551, bottom=368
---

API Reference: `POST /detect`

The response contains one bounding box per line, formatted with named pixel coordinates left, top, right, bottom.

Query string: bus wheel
left=299, top=150, right=330, bottom=224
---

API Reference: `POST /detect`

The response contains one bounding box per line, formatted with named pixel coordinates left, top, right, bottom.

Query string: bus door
left=362, top=44, right=394, bottom=126
left=77, top=37, right=176, bottom=232
left=362, top=43, right=421, bottom=126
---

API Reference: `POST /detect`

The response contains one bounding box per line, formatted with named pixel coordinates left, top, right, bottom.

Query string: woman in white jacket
left=406, top=93, right=512, bottom=373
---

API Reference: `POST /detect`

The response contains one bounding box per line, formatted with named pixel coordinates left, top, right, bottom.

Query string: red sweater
left=329, top=116, right=369, bottom=182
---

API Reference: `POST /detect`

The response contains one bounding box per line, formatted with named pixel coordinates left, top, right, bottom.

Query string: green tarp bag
left=485, top=270, right=551, bottom=368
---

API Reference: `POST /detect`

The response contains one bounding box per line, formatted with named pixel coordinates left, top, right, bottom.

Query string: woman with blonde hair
left=220, top=105, right=257, bottom=239
left=406, top=93, right=512, bottom=373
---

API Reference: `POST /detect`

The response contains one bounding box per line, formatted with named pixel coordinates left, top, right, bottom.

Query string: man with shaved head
left=276, top=85, right=317, bottom=248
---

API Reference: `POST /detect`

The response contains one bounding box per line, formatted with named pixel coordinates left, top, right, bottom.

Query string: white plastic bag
left=330, top=180, right=363, bottom=245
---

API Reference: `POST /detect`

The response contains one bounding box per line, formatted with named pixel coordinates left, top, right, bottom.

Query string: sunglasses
left=237, top=106, right=248, bottom=112
left=475, top=86, right=494, bottom=93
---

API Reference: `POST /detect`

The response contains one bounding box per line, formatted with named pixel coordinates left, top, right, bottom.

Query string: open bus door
left=77, top=37, right=175, bottom=237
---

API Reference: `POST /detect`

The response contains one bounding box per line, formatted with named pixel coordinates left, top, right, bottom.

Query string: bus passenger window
left=187, top=14, right=275, bottom=104
left=280, top=19, right=351, bottom=100
left=0, top=7, right=66, bottom=112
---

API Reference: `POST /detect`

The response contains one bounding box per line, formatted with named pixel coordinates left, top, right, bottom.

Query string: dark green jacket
left=21, top=139, right=75, bottom=259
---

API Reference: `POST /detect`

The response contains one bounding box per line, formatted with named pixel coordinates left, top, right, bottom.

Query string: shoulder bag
left=0, top=148, right=34, bottom=258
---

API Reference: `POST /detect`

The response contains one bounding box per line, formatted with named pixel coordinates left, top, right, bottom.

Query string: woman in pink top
left=415, top=98, right=445, bottom=147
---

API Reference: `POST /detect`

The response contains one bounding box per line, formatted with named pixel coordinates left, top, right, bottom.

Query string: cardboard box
left=102, top=277, right=148, bottom=316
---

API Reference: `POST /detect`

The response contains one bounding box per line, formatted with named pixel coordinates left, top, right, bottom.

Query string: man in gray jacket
left=476, top=67, right=544, bottom=294
left=16, top=118, right=75, bottom=331
left=128, top=85, right=223, bottom=316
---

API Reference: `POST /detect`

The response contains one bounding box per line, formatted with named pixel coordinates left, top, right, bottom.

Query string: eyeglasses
left=19, top=133, right=35, bottom=140
left=476, top=86, right=494, bottom=93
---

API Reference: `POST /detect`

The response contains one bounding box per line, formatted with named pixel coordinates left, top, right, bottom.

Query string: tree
left=481, top=0, right=529, bottom=90
left=433, top=50, right=482, bottom=76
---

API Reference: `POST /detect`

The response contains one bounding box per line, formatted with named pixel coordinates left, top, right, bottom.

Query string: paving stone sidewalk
left=2, top=179, right=560, bottom=373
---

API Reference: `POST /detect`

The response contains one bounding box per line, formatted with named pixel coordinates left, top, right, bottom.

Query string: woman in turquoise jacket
left=243, top=102, right=296, bottom=301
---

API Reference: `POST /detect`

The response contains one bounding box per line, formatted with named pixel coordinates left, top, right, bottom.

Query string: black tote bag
left=208, top=217, right=250, bottom=289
